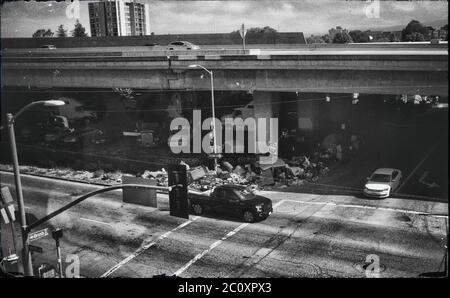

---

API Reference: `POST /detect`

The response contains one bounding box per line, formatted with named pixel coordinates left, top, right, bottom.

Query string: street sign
left=37, top=263, right=57, bottom=278
left=1, top=187, right=14, bottom=204
left=29, top=244, right=43, bottom=254
left=208, top=153, right=223, bottom=159
left=0, top=205, right=15, bottom=224
left=29, top=228, right=49, bottom=242
left=2, top=254, right=19, bottom=273
left=0, top=187, right=15, bottom=224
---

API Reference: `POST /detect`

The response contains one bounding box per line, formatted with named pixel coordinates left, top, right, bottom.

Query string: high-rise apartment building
left=88, top=0, right=151, bottom=37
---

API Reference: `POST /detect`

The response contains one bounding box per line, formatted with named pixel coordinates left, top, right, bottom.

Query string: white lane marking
left=80, top=217, right=112, bottom=226
left=100, top=216, right=199, bottom=278
left=397, top=140, right=441, bottom=193
left=283, top=199, right=448, bottom=218
left=304, top=182, right=362, bottom=192
left=173, top=199, right=286, bottom=277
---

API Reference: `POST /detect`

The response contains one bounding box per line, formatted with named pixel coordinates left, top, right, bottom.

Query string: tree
left=248, top=26, right=277, bottom=34
left=32, top=29, right=54, bottom=38
left=401, top=20, right=427, bottom=41
left=442, top=24, right=448, bottom=41
left=56, top=24, right=68, bottom=38
left=333, top=31, right=353, bottom=43
left=376, top=37, right=390, bottom=42
left=44, top=29, right=54, bottom=37
left=231, top=26, right=277, bottom=34
left=388, top=32, right=400, bottom=42
left=322, top=34, right=332, bottom=43
left=306, top=35, right=325, bottom=44
left=32, top=29, right=46, bottom=38
left=405, top=32, right=425, bottom=42
left=71, top=20, right=88, bottom=37
left=349, top=30, right=370, bottom=43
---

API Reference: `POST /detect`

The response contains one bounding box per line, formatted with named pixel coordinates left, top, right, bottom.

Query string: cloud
left=1, top=0, right=448, bottom=37
left=389, top=1, right=423, bottom=13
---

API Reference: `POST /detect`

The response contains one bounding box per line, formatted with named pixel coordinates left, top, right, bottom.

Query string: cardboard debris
left=142, top=170, right=166, bottom=179
left=257, top=158, right=286, bottom=171
left=287, top=166, right=303, bottom=177
left=233, top=165, right=245, bottom=176
left=222, top=161, right=234, bottom=172
left=93, top=169, right=105, bottom=178
left=189, top=166, right=208, bottom=181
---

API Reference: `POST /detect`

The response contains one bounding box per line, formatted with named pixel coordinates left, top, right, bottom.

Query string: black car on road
left=188, top=184, right=273, bottom=222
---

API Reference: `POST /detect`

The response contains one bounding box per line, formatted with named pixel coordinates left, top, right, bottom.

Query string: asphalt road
left=1, top=172, right=447, bottom=278
left=298, top=107, right=449, bottom=203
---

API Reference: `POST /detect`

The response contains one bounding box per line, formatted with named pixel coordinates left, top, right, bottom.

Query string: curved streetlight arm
left=1, top=100, right=64, bottom=130
left=189, top=64, right=212, bottom=75
left=9, top=101, right=49, bottom=123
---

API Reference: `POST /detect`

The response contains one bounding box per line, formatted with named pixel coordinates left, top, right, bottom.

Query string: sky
left=0, top=0, right=448, bottom=38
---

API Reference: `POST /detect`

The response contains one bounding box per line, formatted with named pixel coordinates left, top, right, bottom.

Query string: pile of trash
left=139, top=168, right=169, bottom=186
left=188, top=162, right=259, bottom=192
left=135, top=153, right=333, bottom=193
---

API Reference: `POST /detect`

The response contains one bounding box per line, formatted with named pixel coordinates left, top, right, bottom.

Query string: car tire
left=243, top=210, right=255, bottom=223
left=192, top=203, right=203, bottom=215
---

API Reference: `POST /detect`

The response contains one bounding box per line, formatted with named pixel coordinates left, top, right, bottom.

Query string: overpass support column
left=253, top=91, right=279, bottom=150
left=296, top=93, right=319, bottom=134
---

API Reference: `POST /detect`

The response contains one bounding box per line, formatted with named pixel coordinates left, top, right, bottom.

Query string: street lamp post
left=4, top=100, right=65, bottom=276
left=188, top=64, right=218, bottom=173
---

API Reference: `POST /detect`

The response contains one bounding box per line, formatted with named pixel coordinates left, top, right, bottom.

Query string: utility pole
left=52, top=228, right=64, bottom=278
left=3, top=100, right=66, bottom=276
left=7, top=113, right=33, bottom=276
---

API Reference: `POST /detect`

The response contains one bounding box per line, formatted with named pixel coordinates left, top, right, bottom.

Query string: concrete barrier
left=122, top=176, right=157, bottom=207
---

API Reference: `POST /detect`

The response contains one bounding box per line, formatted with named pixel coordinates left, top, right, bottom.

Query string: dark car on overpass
left=39, top=45, right=57, bottom=49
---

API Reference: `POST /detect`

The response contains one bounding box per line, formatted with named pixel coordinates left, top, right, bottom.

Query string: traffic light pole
left=52, top=229, right=64, bottom=278
left=167, top=164, right=189, bottom=219
left=209, top=70, right=218, bottom=174
left=26, top=184, right=172, bottom=232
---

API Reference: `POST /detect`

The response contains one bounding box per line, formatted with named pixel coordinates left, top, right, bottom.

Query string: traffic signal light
left=167, top=164, right=189, bottom=219
left=52, top=228, right=64, bottom=241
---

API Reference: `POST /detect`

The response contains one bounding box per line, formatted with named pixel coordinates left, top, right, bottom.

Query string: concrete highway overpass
left=2, top=44, right=447, bottom=137
left=1, top=44, right=448, bottom=96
